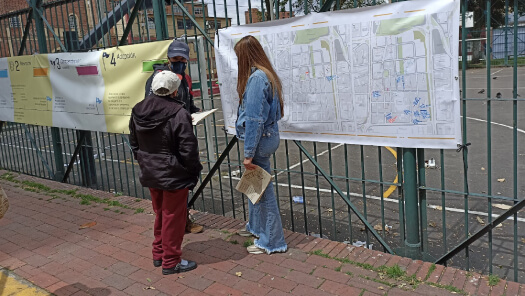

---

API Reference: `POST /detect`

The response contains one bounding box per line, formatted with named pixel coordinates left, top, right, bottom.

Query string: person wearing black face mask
left=143, top=39, right=204, bottom=235
left=145, top=39, right=201, bottom=115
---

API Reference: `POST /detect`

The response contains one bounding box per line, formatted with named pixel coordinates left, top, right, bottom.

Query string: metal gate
left=0, top=0, right=524, bottom=283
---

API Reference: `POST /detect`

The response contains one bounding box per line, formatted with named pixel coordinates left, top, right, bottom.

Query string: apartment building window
left=9, top=17, right=21, bottom=28
left=177, top=19, right=193, bottom=30
left=68, top=14, right=77, bottom=30
left=194, top=7, right=203, bottom=15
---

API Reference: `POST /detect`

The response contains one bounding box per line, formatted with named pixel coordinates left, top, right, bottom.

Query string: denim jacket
left=236, top=69, right=281, bottom=158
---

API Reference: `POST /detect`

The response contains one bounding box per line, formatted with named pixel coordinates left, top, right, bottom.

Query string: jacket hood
left=132, top=95, right=183, bottom=131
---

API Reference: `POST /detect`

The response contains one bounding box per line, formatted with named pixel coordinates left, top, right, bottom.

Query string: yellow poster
left=7, top=55, right=53, bottom=127
left=0, top=40, right=173, bottom=134
left=100, top=40, right=171, bottom=134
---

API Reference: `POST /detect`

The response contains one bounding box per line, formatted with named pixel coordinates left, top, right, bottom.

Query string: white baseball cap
left=152, top=71, right=181, bottom=96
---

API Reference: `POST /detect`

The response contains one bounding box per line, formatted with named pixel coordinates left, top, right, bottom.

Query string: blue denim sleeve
left=242, top=75, right=271, bottom=158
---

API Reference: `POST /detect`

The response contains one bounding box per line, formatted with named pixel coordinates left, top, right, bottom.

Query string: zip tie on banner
left=216, top=29, right=219, bottom=47
left=456, top=142, right=471, bottom=153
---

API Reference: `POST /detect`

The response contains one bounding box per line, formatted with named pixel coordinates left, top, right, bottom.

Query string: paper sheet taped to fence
left=215, top=0, right=461, bottom=149
left=0, top=40, right=172, bottom=134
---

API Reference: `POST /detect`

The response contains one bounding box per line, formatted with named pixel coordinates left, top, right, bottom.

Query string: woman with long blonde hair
left=234, top=35, right=287, bottom=254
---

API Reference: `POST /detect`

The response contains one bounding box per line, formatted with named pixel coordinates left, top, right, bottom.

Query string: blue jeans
left=244, top=132, right=287, bottom=254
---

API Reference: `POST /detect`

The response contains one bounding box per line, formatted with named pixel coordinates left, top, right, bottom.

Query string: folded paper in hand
left=192, top=109, right=217, bottom=125
left=235, top=165, right=272, bottom=204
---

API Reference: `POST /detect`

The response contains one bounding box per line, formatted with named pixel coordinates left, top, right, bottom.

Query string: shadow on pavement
left=54, top=283, right=111, bottom=296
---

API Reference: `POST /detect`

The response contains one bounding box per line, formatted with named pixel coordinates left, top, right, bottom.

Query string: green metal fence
left=0, top=0, right=524, bottom=283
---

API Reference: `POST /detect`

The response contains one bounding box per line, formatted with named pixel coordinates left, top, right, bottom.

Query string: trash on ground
left=292, top=196, right=304, bottom=204
left=373, top=224, right=393, bottom=232
left=352, top=241, right=373, bottom=249
left=434, top=205, right=443, bottom=211
left=424, top=158, right=436, bottom=168
left=143, top=286, right=156, bottom=290
left=494, top=204, right=511, bottom=210
left=235, top=272, right=242, bottom=277
left=309, top=232, right=329, bottom=239
left=79, top=221, right=97, bottom=229
left=476, top=216, right=485, bottom=225
left=497, top=178, right=505, bottom=183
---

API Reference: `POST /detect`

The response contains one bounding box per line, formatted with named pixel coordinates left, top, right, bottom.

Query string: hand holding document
left=235, top=165, right=272, bottom=204
left=192, top=109, right=217, bottom=125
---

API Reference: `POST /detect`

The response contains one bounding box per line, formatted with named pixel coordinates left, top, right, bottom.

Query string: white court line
left=225, top=175, right=525, bottom=223
left=465, top=116, right=525, bottom=134
left=276, top=143, right=344, bottom=176
left=491, top=69, right=504, bottom=76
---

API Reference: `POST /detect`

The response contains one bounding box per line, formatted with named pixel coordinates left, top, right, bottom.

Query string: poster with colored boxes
left=0, top=40, right=172, bottom=134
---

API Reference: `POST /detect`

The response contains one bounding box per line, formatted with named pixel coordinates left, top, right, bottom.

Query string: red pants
left=150, top=187, right=188, bottom=269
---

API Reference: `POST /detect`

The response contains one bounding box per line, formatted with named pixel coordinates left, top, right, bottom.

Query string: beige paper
left=192, top=109, right=217, bottom=125
left=235, top=165, right=272, bottom=204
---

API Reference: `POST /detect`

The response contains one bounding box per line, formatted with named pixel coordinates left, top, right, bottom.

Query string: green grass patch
left=22, top=181, right=51, bottom=191
left=425, top=263, right=436, bottom=280
left=359, top=275, right=395, bottom=287
left=0, top=172, right=18, bottom=182
left=334, top=266, right=341, bottom=272
left=134, top=208, right=145, bottom=214
left=80, top=200, right=91, bottom=205
left=230, top=240, right=239, bottom=245
left=488, top=274, right=500, bottom=286
left=427, top=282, right=467, bottom=295
left=114, top=192, right=123, bottom=197
left=243, top=239, right=254, bottom=248
left=358, top=289, right=365, bottom=296
left=385, top=264, right=405, bottom=279
left=103, top=208, right=110, bottom=211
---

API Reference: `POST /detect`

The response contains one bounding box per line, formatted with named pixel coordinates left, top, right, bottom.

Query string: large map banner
left=0, top=40, right=171, bottom=134
left=215, top=0, right=461, bottom=149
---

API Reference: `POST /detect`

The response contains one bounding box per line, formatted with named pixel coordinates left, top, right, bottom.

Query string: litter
left=424, top=158, right=436, bottom=168
left=352, top=241, right=373, bottom=249
left=292, top=196, right=304, bottom=204
left=309, top=232, right=329, bottom=239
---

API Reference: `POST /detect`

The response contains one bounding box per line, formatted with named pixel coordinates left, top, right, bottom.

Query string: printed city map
left=215, top=0, right=461, bottom=149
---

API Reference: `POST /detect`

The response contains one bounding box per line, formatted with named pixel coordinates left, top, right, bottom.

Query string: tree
left=466, top=0, right=524, bottom=64
left=280, top=0, right=386, bottom=14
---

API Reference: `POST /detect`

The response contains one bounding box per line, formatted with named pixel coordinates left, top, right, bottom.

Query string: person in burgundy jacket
left=130, top=71, right=202, bottom=275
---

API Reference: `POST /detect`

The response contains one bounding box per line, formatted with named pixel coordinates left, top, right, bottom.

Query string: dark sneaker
left=153, top=260, right=162, bottom=267
left=162, top=259, right=197, bottom=275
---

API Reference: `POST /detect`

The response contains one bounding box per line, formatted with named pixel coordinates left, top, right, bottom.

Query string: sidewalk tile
left=203, top=282, right=243, bottom=296
left=258, top=274, right=298, bottom=292
left=233, top=278, right=272, bottom=295
left=123, top=282, right=160, bottom=296
left=176, top=273, right=214, bottom=291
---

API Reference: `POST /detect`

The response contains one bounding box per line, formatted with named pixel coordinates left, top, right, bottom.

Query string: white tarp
left=215, top=0, right=461, bottom=149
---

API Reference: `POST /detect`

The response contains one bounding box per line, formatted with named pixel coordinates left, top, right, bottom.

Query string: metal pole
left=31, top=0, right=65, bottom=181
left=402, top=148, right=421, bottom=259
left=196, top=36, right=215, bottom=162
left=152, top=0, right=168, bottom=40
left=269, top=0, right=275, bottom=20
left=504, top=0, right=508, bottom=66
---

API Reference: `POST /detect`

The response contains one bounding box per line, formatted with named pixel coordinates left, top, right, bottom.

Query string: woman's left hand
left=243, top=157, right=256, bottom=170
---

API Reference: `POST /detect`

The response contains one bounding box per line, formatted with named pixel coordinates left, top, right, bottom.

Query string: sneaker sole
left=162, top=264, right=197, bottom=275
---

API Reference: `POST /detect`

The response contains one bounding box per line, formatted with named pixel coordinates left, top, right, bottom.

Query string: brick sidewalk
left=0, top=171, right=522, bottom=296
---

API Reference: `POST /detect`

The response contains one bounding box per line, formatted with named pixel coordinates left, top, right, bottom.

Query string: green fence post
left=152, top=0, right=169, bottom=40
left=400, top=148, right=421, bottom=259
left=31, top=0, right=65, bottom=181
